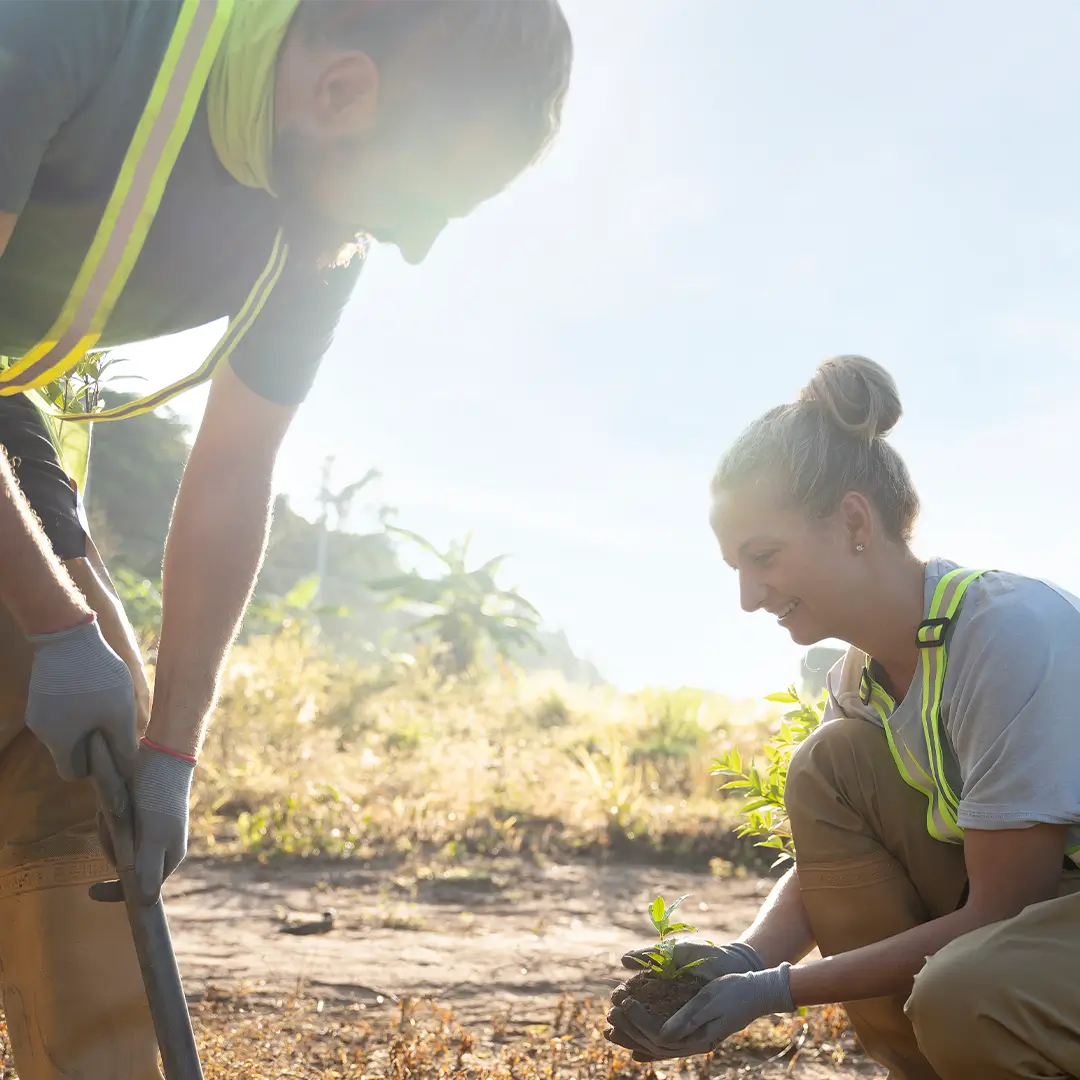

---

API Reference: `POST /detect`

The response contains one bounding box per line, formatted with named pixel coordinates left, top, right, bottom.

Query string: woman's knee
left=785, top=716, right=881, bottom=821
left=905, top=932, right=1002, bottom=1077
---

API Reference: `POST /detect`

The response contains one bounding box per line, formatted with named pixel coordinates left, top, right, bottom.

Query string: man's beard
left=271, top=132, right=371, bottom=269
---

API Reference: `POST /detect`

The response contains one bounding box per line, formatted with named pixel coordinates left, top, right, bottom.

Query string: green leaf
left=649, top=896, right=665, bottom=929
left=765, top=690, right=798, bottom=704
left=283, top=574, right=320, bottom=611
left=667, top=894, right=689, bottom=915
left=675, top=958, right=707, bottom=975
left=758, top=836, right=787, bottom=850
left=728, top=746, right=742, bottom=775
left=663, top=922, right=695, bottom=936
left=384, top=525, right=448, bottom=563
left=740, top=797, right=773, bottom=813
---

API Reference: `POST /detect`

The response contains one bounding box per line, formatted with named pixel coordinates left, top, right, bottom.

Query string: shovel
left=88, top=730, right=205, bottom=1080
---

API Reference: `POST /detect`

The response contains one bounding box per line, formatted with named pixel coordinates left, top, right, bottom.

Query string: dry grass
left=0, top=638, right=870, bottom=1079
left=192, top=991, right=860, bottom=1079
left=0, top=991, right=865, bottom=1079
left=187, top=632, right=789, bottom=874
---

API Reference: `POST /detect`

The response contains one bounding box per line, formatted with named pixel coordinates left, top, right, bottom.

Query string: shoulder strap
left=916, top=566, right=989, bottom=835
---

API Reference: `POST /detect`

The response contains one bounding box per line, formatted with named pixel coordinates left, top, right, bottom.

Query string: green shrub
left=711, top=685, right=827, bottom=866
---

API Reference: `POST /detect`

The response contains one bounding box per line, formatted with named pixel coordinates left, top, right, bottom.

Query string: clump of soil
left=621, top=969, right=709, bottom=1022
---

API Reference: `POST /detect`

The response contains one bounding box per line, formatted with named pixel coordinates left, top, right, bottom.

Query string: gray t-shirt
left=0, top=0, right=363, bottom=406
left=825, top=557, right=1080, bottom=852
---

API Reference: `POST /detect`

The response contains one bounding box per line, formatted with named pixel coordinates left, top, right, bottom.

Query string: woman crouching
left=605, top=354, right=1080, bottom=1080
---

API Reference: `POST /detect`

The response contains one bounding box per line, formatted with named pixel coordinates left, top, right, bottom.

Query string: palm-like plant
left=369, top=527, right=543, bottom=675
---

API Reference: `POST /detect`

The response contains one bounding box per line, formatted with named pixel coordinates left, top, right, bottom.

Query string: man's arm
left=0, top=448, right=92, bottom=634
left=0, top=447, right=141, bottom=780
left=145, top=362, right=295, bottom=756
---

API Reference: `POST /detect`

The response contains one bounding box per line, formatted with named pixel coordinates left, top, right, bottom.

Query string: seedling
left=630, top=895, right=707, bottom=981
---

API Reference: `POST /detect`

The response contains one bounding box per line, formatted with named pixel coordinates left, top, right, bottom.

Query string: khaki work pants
left=785, top=714, right=1080, bottom=1080
left=0, top=550, right=162, bottom=1080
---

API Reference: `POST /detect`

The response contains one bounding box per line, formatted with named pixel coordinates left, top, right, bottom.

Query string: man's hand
left=25, top=616, right=139, bottom=780
left=620, top=940, right=765, bottom=982
left=605, top=964, right=794, bottom=1062
left=131, top=740, right=196, bottom=904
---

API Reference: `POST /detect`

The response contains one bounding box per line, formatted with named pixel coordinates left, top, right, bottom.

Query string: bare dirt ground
left=165, top=854, right=886, bottom=1079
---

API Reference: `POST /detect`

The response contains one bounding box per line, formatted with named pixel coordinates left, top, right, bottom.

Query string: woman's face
left=710, top=482, right=863, bottom=646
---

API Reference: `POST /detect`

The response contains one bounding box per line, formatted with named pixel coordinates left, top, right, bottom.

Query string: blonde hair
left=712, top=355, right=920, bottom=542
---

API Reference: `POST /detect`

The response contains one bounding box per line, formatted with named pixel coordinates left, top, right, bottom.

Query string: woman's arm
left=739, top=867, right=817, bottom=967
left=788, top=822, right=1066, bottom=1006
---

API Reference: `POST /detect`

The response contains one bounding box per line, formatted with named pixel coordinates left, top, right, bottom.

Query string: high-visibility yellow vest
left=0, top=0, right=287, bottom=424
left=858, top=566, right=1080, bottom=867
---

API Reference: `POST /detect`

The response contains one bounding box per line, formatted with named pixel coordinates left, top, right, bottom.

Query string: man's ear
left=313, top=51, right=380, bottom=139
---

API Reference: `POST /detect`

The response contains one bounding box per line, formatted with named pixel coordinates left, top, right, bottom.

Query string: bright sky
left=121, top=0, right=1080, bottom=697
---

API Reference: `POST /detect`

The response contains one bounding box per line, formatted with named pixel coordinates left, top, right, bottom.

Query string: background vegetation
left=65, top=380, right=831, bottom=875
left=12, top=371, right=860, bottom=1078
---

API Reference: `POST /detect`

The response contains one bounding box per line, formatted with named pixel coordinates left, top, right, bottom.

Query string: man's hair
left=294, top=0, right=573, bottom=165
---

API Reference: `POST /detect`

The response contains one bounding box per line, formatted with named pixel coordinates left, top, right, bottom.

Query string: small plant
left=618, top=894, right=712, bottom=1023
left=711, top=684, right=827, bottom=867
left=630, top=895, right=707, bottom=980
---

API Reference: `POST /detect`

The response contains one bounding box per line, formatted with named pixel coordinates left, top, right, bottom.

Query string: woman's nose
left=739, top=571, right=767, bottom=613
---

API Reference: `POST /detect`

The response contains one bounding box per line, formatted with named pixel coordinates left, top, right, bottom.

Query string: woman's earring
left=855, top=543, right=865, bottom=553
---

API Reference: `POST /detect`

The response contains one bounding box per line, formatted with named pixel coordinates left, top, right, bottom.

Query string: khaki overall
left=786, top=651, right=1080, bottom=1080
left=0, top=542, right=162, bottom=1079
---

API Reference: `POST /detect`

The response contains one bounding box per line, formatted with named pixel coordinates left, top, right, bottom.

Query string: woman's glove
left=606, top=963, right=795, bottom=1062
left=620, top=939, right=765, bottom=982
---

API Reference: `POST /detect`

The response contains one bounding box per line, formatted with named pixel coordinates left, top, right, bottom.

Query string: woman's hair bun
left=799, top=355, right=902, bottom=441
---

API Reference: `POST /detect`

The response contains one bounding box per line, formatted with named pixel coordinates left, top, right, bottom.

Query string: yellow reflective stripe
left=926, top=568, right=962, bottom=624
left=862, top=659, right=950, bottom=840
left=921, top=569, right=962, bottom=809
left=926, top=571, right=986, bottom=816
left=883, top=714, right=953, bottom=842
left=924, top=628, right=957, bottom=816
left=95, top=0, right=233, bottom=354
left=933, top=570, right=985, bottom=813
left=53, top=230, right=289, bottom=424
left=918, top=568, right=988, bottom=841
left=918, top=607, right=951, bottom=834
left=0, top=0, right=234, bottom=394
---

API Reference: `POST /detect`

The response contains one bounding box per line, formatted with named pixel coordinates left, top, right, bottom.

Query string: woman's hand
left=619, top=939, right=765, bottom=981
left=606, top=964, right=795, bottom=1061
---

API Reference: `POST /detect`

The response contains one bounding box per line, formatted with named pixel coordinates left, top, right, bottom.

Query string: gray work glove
left=621, top=940, right=765, bottom=982
left=132, top=742, right=195, bottom=904
left=25, top=617, right=138, bottom=781
left=606, top=964, right=795, bottom=1062
left=91, top=741, right=196, bottom=905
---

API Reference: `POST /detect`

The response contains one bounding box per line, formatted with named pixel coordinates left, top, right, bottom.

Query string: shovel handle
left=89, top=732, right=205, bottom=1080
